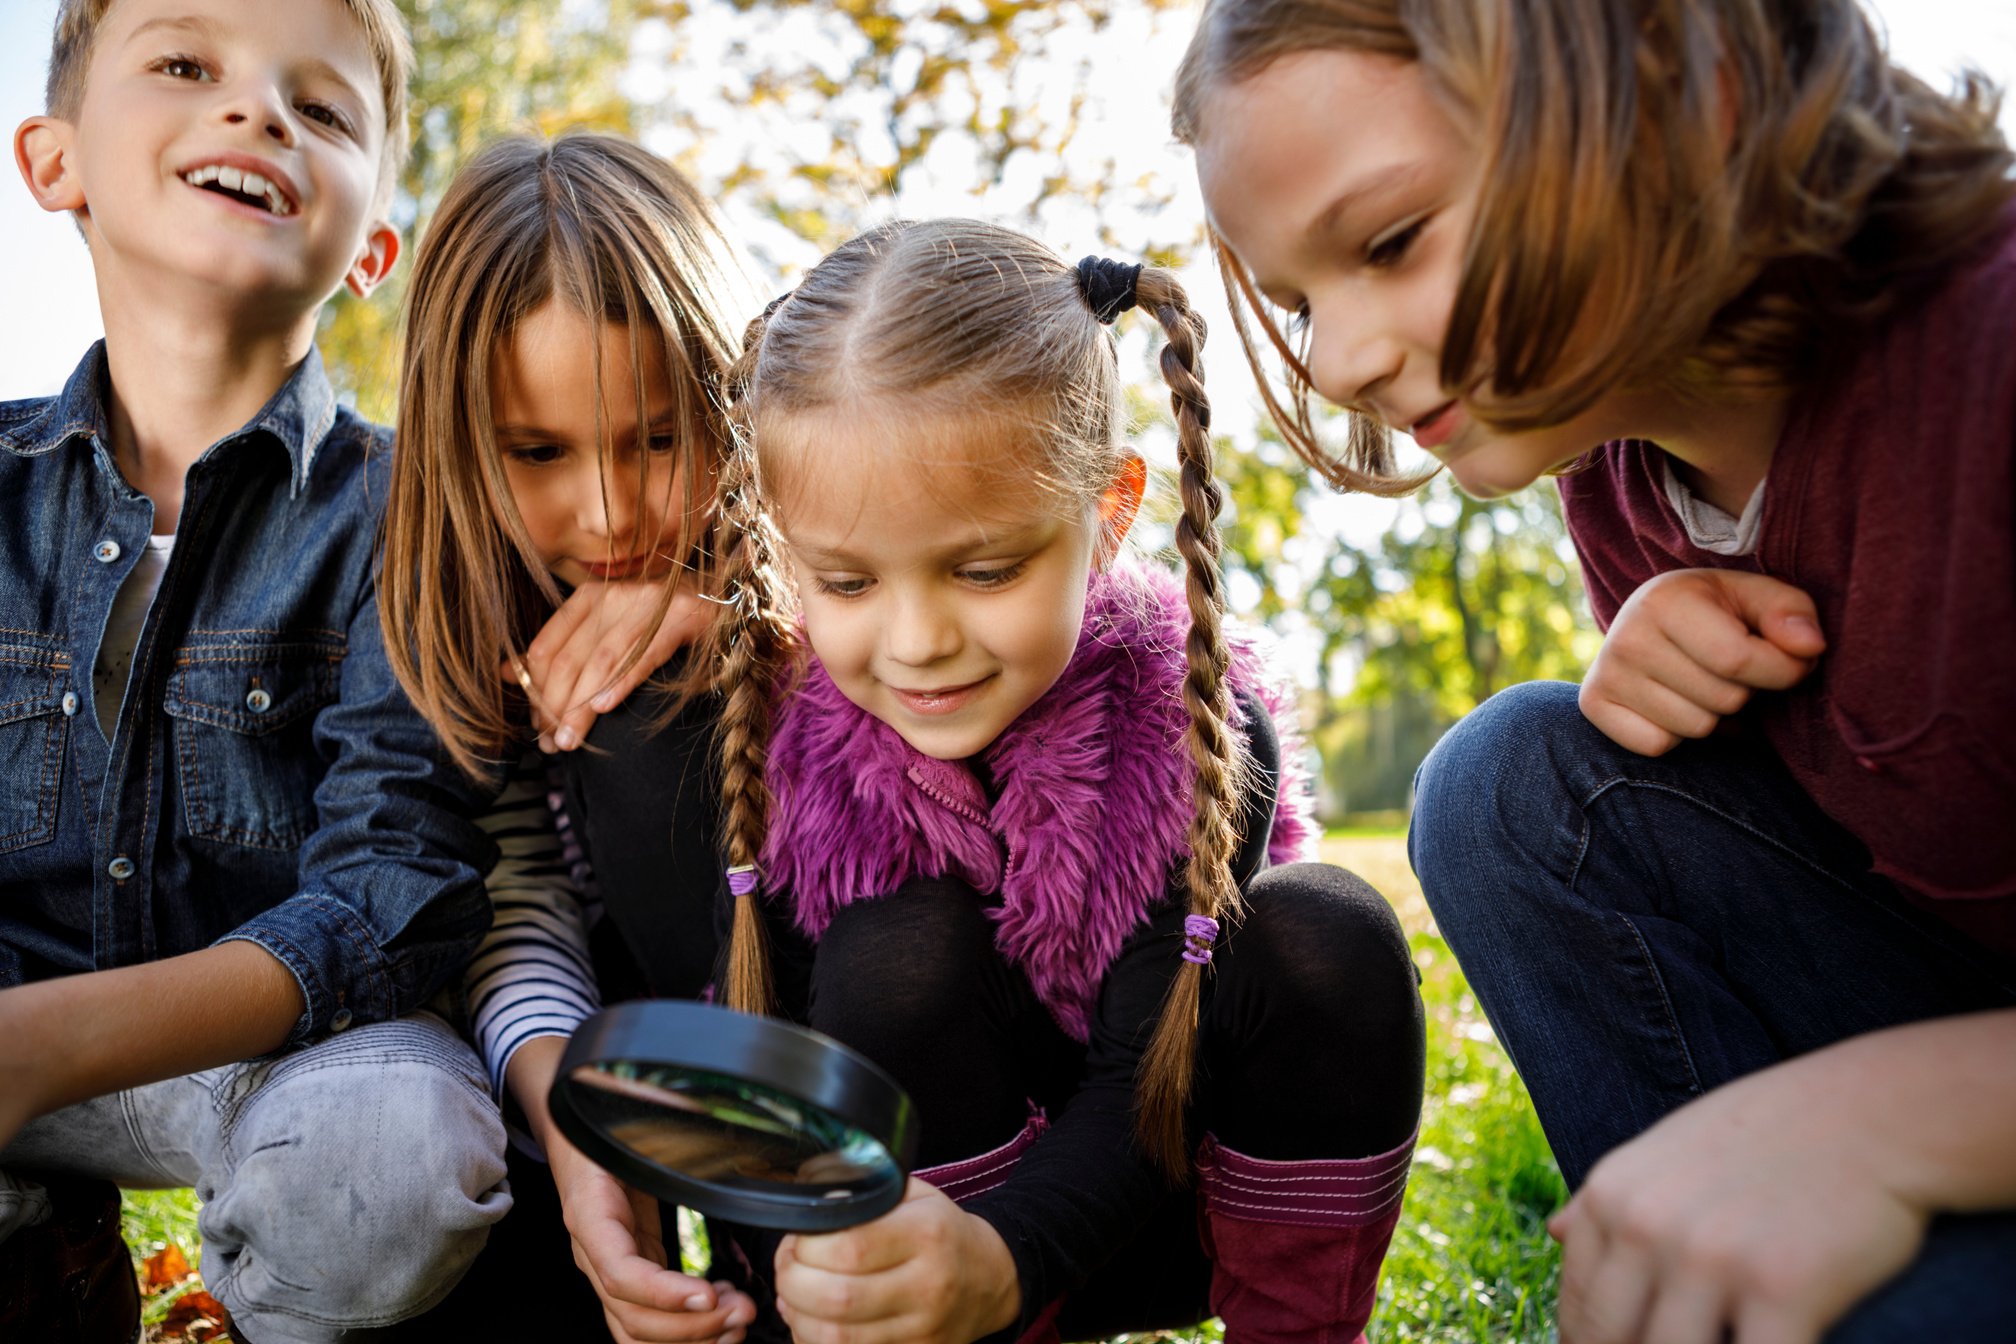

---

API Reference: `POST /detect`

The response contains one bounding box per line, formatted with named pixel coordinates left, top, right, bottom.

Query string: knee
left=1237, top=864, right=1421, bottom=1029
left=1410, top=681, right=1586, bottom=910
left=202, top=1021, right=510, bottom=1328
left=816, top=878, right=999, bottom=1031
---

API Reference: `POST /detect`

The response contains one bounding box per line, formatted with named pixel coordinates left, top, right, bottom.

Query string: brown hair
left=46, top=0, right=415, bottom=206
left=1172, top=0, right=2015, bottom=492
left=381, top=133, right=746, bottom=779
left=698, top=219, right=1239, bottom=1175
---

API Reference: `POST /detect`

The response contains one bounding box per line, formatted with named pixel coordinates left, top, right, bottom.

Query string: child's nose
left=885, top=590, right=962, bottom=668
left=583, top=472, right=640, bottom=545
left=219, top=82, right=296, bottom=147
left=1306, top=301, right=1403, bottom=416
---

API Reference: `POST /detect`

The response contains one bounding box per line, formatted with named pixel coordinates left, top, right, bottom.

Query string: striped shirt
left=467, top=754, right=601, bottom=1099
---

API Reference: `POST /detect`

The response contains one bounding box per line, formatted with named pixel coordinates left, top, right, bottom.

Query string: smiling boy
left=0, top=2, right=511, bottom=1340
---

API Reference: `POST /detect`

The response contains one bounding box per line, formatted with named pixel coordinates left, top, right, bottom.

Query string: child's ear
left=1094, top=454, right=1148, bottom=569
left=15, top=117, right=85, bottom=214
left=343, top=221, right=401, bottom=298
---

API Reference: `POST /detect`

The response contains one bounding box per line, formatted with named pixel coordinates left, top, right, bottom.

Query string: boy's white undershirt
left=94, top=534, right=176, bottom=738
left=1661, top=459, right=1766, bottom=557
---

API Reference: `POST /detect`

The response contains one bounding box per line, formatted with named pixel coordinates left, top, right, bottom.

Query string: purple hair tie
left=727, top=865, right=759, bottom=898
left=1181, top=914, right=1220, bottom=965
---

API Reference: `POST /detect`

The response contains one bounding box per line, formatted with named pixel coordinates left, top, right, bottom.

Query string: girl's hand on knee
left=549, top=1137, right=755, bottom=1343
left=1548, top=1061, right=1924, bottom=1344
left=1579, top=569, right=1825, bottom=756
left=509, top=580, right=709, bottom=753
left=773, top=1178, right=1020, bottom=1344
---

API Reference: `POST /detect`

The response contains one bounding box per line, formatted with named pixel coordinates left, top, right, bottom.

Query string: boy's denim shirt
left=0, top=343, right=499, bottom=1044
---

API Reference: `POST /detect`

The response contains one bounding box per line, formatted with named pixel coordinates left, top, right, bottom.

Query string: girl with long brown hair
left=1174, top=1, right=2016, bottom=1339
left=687, top=217, right=1422, bottom=1343
left=379, top=132, right=765, bottom=1344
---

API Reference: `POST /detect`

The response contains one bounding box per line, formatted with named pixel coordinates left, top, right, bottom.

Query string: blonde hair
left=46, top=0, right=415, bottom=205
left=1172, top=0, right=2015, bottom=493
left=381, top=134, right=746, bottom=779
left=699, top=219, right=1237, bottom=1175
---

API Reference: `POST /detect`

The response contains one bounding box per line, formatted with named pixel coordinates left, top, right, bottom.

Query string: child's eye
left=959, top=562, right=1026, bottom=589
left=504, top=443, right=564, bottom=467
left=298, top=101, right=354, bottom=135
left=813, top=576, right=871, bottom=598
left=1284, top=303, right=1311, bottom=337
left=1367, top=217, right=1427, bottom=269
left=646, top=433, right=685, bottom=456
left=153, top=55, right=212, bottom=81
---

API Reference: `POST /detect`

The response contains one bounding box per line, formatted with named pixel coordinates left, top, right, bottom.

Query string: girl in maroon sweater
left=1171, top=0, right=2016, bottom=1340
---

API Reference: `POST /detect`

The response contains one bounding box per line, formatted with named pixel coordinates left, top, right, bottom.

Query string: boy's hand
left=509, top=581, right=710, bottom=753
left=1549, top=1058, right=1922, bottom=1344
left=548, top=1135, right=755, bottom=1344
left=1579, top=569, right=1825, bottom=756
left=773, top=1179, right=1020, bottom=1344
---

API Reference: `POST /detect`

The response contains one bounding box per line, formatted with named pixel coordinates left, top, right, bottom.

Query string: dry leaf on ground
left=159, top=1288, right=231, bottom=1342
left=141, top=1242, right=195, bottom=1293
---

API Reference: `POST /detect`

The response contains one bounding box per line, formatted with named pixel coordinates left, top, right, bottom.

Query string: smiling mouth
left=181, top=164, right=295, bottom=217
left=889, top=679, right=991, bottom=715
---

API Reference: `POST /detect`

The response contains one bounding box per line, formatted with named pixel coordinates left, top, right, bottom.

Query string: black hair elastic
left=1076, top=256, right=1143, bottom=325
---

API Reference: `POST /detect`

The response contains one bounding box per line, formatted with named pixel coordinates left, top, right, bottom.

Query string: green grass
left=120, top=832, right=1562, bottom=1341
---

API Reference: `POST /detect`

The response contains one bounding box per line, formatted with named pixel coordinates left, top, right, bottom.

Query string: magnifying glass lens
left=549, top=1002, right=918, bottom=1231
left=566, top=1062, right=898, bottom=1192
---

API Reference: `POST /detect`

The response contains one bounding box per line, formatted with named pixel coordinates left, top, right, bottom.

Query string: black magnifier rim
left=549, top=1001, right=919, bottom=1232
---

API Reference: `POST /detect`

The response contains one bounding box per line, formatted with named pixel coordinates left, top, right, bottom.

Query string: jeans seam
left=1615, top=912, right=1706, bottom=1097
left=1569, top=777, right=1707, bottom=1101
left=119, top=1086, right=186, bottom=1187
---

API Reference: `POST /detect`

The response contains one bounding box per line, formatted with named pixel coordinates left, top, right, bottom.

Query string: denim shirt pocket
left=0, top=644, right=71, bottom=854
left=163, top=637, right=344, bottom=851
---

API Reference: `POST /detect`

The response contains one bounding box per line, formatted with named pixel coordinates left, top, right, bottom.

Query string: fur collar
left=761, top=564, right=1316, bottom=1040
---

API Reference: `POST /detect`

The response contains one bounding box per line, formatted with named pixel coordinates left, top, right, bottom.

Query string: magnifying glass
left=547, top=1001, right=919, bottom=1231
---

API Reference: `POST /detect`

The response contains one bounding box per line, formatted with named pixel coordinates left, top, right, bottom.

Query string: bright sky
left=3, top=0, right=2011, bottom=406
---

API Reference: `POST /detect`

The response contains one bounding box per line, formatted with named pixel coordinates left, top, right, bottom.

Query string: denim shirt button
left=246, top=687, right=272, bottom=713
left=330, top=1008, right=354, bottom=1032
left=61, top=691, right=79, bottom=717
left=107, top=856, right=136, bottom=880
left=94, top=539, right=122, bottom=564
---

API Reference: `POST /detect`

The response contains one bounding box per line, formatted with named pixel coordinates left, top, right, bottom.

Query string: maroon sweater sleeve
left=1558, top=211, right=2016, bottom=957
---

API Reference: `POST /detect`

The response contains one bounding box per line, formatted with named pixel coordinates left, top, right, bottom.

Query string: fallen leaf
left=142, top=1242, right=194, bottom=1292
left=160, top=1288, right=232, bottom=1342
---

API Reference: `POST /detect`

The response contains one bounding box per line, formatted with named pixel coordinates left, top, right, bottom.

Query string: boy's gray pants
left=0, top=1011, right=511, bottom=1342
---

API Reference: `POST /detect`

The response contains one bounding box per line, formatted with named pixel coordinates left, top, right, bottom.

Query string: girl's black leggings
left=790, top=862, right=1426, bottom=1338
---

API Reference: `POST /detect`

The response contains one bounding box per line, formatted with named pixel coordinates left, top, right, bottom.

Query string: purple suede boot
left=1194, top=1132, right=1416, bottom=1344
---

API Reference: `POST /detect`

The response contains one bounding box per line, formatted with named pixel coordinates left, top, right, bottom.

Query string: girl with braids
left=690, top=218, right=1424, bottom=1344
left=1173, top=0, right=2016, bottom=1340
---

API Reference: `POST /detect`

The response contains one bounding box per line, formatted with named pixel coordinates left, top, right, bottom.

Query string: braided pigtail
left=1131, top=269, right=1242, bottom=1179
left=707, top=303, right=800, bottom=1017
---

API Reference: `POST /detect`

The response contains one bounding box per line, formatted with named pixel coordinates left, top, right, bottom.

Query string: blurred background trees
left=325, top=0, right=1596, bottom=821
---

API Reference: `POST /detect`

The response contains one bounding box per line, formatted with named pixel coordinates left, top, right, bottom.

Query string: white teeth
left=180, top=164, right=292, bottom=215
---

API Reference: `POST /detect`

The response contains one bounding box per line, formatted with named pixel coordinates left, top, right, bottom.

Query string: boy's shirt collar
left=1, top=341, right=342, bottom=498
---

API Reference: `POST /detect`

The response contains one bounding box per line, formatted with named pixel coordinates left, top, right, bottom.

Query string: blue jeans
left=1410, top=681, right=2016, bottom=1342
left=0, top=1012, right=510, bottom=1343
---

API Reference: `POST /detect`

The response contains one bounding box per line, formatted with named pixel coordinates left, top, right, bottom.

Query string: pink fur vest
left=760, top=564, right=1317, bottom=1040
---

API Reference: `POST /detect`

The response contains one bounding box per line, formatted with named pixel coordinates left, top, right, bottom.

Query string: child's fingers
left=1639, top=1270, right=1728, bottom=1344
left=1578, top=687, right=1687, bottom=757
left=1557, top=1221, right=1657, bottom=1344
left=1703, top=571, right=1826, bottom=666
left=1664, top=598, right=1814, bottom=692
